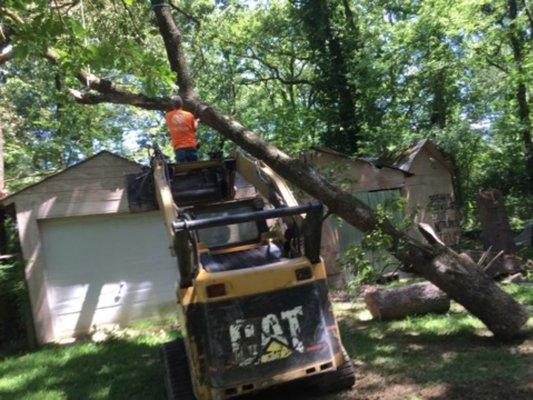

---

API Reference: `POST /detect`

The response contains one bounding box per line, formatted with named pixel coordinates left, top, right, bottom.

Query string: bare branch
left=0, top=44, right=13, bottom=65
left=0, top=7, right=24, bottom=24
left=151, top=0, right=195, bottom=98
left=168, top=0, right=201, bottom=28
left=118, top=0, right=146, bottom=44
left=50, top=0, right=81, bottom=12
left=238, top=76, right=311, bottom=86
left=487, top=58, right=509, bottom=74
left=0, top=24, right=7, bottom=43
left=67, top=88, right=171, bottom=110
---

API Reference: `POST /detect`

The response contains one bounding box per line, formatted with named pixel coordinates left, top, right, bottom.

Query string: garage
left=40, top=212, right=178, bottom=340
left=0, top=151, right=181, bottom=343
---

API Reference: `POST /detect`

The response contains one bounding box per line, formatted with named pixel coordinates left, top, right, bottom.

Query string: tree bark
left=294, top=0, right=361, bottom=153
left=507, top=0, right=533, bottom=188
left=429, top=69, right=447, bottom=129
left=37, top=0, right=528, bottom=340
left=476, top=189, right=517, bottom=254
left=364, top=282, right=450, bottom=320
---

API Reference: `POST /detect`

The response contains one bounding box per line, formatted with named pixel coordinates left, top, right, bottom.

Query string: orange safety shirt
left=165, top=109, right=197, bottom=150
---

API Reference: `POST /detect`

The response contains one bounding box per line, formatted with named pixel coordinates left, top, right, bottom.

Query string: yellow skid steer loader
left=127, top=149, right=355, bottom=400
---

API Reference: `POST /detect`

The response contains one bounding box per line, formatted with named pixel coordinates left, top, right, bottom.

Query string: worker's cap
left=171, top=96, right=183, bottom=109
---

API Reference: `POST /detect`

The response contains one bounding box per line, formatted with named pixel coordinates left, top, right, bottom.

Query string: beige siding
left=404, top=153, right=459, bottom=245
left=39, top=212, right=178, bottom=340
left=304, top=151, right=405, bottom=193
left=4, top=152, right=144, bottom=342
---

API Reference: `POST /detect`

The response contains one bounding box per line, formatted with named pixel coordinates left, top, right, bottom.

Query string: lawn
left=0, top=284, right=531, bottom=400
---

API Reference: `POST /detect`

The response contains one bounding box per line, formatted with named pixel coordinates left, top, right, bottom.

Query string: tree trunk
left=364, top=282, right=450, bottom=320
left=68, top=0, right=528, bottom=340
left=295, top=0, right=361, bottom=153
left=508, top=0, right=533, bottom=188
left=476, top=189, right=517, bottom=254
left=429, top=69, right=447, bottom=128
left=0, top=123, right=4, bottom=196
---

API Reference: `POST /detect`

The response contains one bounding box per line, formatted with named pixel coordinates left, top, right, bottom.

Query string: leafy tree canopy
left=0, top=0, right=531, bottom=225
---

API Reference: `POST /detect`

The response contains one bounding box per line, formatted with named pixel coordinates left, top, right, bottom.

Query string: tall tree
left=1, top=0, right=528, bottom=339
left=292, top=0, right=361, bottom=153
left=507, top=0, right=533, bottom=187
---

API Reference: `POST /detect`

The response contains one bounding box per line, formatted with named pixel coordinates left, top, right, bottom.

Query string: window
left=195, top=204, right=261, bottom=249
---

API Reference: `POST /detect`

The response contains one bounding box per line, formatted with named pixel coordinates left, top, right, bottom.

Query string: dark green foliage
left=0, top=260, right=29, bottom=347
left=292, top=0, right=361, bottom=153
left=1, top=0, right=531, bottom=229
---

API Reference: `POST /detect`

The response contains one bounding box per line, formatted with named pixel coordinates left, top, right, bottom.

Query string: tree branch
left=238, top=76, right=311, bottom=86
left=0, top=7, right=24, bottom=24
left=67, top=88, right=171, bottom=110
left=50, top=0, right=81, bottom=12
left=168, top=0, right=201, bottom=28
left=150, top=0, right=195, bottom=98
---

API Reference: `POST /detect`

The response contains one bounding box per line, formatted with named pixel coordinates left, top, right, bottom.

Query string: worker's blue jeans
left=175, top=147, right=199, bottom=163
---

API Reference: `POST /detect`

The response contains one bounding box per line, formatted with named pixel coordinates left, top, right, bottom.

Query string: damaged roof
left=377, top=139, right=453, bottom=174
left=309, top=146, right=410, bottom=175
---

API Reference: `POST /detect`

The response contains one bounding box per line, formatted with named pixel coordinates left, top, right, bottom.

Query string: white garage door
left=39, top=212, right=179, bottom=340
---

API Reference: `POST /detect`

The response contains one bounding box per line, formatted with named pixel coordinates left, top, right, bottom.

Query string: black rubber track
left=161, top=339, right=196, bottom=400
left=317, top=348, right=356, bottom=394
left=161, top=340, right=355, bottom=399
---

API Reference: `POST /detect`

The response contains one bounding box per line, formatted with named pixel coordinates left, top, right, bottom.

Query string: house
left=301, top=147, right=408, bottom=284
left=378, top=139, right=460, bottom=245
left=302, top=140, right=460, bottom=284
left=0, top=151, right=180, bottom=343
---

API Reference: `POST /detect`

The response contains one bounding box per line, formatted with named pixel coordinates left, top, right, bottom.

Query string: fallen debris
left=364, top=282, right=450, bottom=320
left=502, top=273, right=528, bottom=285
left=476, top=189, right=517, bottom=253
left=484, top=254, right=525, bottom=279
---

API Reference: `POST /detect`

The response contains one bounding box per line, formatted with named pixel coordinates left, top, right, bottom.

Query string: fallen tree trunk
left=365, top=282, right=450, bottom=320
left=26, top=0, right=527, bottom=339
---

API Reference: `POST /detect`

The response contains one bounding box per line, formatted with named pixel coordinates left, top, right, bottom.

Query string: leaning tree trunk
left=364, top=282, right=450, bottom=320
left=37, top=0, right=527, bottom=340
left=149, top=2, right=527, bottom=340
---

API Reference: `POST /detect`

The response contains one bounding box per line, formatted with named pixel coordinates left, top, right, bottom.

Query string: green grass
left=336, top=283, right=532, bottom=396
left=0, top=284, right=531, bottom=400
left=0, top=319, right=180, bottom=400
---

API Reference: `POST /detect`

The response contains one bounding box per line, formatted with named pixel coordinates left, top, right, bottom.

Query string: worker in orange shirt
left=165, top=96, right=199, bottom=163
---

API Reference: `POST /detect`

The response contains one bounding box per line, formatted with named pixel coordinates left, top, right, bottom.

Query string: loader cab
left=193, top=198, right=285, bottom=273
left=127, top=151, right=355, bottom=400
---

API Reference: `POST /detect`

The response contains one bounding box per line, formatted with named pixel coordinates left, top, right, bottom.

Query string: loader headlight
left=295, top=267, right=312, bottom=281
left=206, top=283, right=227, bottom=298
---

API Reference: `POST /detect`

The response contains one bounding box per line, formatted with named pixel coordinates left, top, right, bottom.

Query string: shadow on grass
left=0, top=338, right=168, bottom=400
left=339, top=316, right=532, bottom=400
left=1, top=305, right=531, bottom=400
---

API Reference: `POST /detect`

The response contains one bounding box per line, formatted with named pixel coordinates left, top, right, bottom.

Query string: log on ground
left=364, top=282, right=450, bottom=320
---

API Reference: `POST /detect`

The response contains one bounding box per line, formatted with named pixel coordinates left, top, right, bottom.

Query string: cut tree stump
left=364, top=282, right=450, bottom=320
left=477, top=189, right=517, bottom=254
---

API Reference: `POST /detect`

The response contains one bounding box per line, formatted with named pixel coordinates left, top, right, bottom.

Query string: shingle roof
left=0, top=151, right=141, bottom=204
left=377, top=139, right=453, bottom=174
